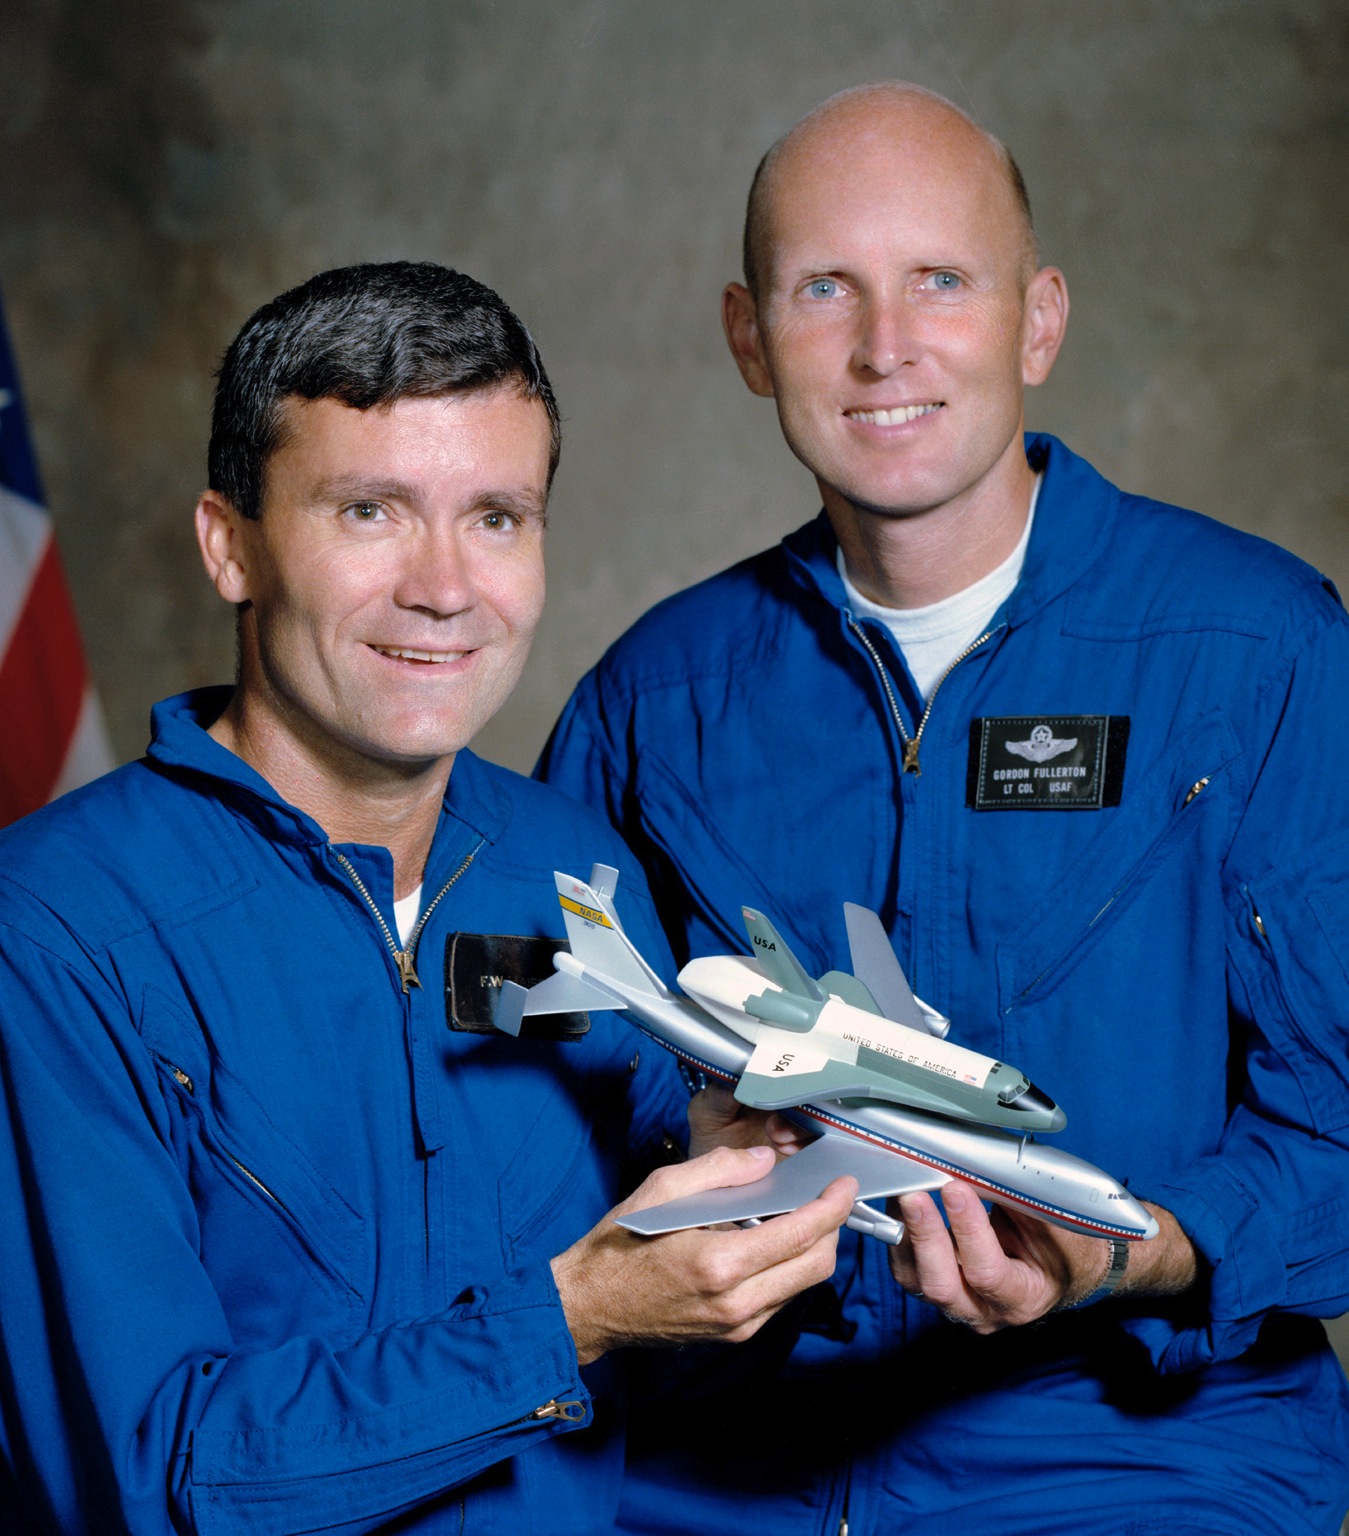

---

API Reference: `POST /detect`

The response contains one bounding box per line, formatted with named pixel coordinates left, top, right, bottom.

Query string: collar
left=781, top=434, right=1118, bottom=630
left=145, top=688, right=513, bottom=858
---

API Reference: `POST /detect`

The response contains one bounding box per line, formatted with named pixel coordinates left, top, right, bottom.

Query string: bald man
left=540, top=85, right=1349, bottom=1536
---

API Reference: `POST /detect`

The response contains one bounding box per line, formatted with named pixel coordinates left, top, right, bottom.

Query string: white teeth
left=372, top=645, right=464, bottom=663
left=847, top=403, right=943, bottom=426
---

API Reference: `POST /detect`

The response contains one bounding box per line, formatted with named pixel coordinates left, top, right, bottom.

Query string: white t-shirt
left=838, top=476, right=1041, bottom=700
left=393, top=884, right=423, bottom=946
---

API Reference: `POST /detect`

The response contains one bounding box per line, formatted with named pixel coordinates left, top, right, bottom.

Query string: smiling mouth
left=845, top=403, right=944, bottom=426
left=370, top=644, right=470, bottom=664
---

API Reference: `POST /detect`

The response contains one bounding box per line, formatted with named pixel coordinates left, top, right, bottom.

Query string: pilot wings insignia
left=1005, top=723, right=1077, bottom=764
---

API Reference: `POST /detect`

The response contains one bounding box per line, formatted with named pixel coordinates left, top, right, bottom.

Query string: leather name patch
left=967, top=716, right=1129, bottom=810
left=444, top=932, right=589, bottom=1039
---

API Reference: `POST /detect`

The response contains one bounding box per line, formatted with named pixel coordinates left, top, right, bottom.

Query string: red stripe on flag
left=0, top=536, right=89, bottom=825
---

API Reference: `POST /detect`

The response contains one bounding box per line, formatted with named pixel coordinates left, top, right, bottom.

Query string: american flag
left=0, top=295, right=113, bottom=828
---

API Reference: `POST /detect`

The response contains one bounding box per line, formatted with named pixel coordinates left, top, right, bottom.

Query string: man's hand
left=687, top=1085, right=815, bottom=1160
left=551, top=1144, right=856, bottom=1365
left=889, top=1181, right=1199, bottom=1334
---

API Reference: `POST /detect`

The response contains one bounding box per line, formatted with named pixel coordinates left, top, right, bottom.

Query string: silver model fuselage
left=553, top=953, right=1156, bottom=1242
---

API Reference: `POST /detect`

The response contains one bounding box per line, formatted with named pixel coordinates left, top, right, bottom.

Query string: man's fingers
left=896, top=1190, right=952, bottom=1264
left=938, top=1181, right=1010, bottom=1294
left=694, top=1175, right=855, bottom=1331
left=765, top=1113, right=814, bottom=1157
left=906, top=1182, right=1011, bottom=1310
left=887, top=1229, right=920, bottom=1292
left=680, top=1173, right=856, bottom=1302
left=554, top=1165, right=853, bottom=1363
left=895, top=1188, right=972, bottom=1310
left=687, top=1084, right=744, bottom=1138
left=739, top=1173, right=858, bottom=1261
left=686, top=1089, right=782, bottom=1158
left=686, top=1171, right=857, bottom=1271
left=889, top=1184, right=1097, bottom=1333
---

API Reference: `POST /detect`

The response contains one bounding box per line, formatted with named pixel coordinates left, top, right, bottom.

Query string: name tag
left=445, top=932, right=590, bottom=1039
left=967, top=716, right=1129, bottom=810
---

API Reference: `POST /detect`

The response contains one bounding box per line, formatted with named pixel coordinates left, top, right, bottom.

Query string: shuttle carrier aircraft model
left=495, top=866, right=1157, bottom=1249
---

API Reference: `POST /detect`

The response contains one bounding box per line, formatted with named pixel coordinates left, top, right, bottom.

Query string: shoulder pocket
left=997, top=710, right=1242, bottom=1011
left=633, top=747, right=789, bottom=957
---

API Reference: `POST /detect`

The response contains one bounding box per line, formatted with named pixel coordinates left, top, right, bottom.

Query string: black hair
left=208, top=261, right=560, bottom=519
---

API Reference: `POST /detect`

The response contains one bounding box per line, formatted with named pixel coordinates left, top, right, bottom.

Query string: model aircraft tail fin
left=555, top=867, right=671, bottom=999
left=842, top=903, right=950, bottom=1039
left=495, top=865, right=671, bottom=1038
left=741, top=908, right=827, bottom=1002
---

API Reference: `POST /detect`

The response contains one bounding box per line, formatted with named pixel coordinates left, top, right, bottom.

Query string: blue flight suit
left=0, top=688, right=684, bottom=1535
left=539, top=435, right=1349, bottom=1536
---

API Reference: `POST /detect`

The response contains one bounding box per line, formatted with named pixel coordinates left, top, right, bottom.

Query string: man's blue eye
left=932, top=271, right=961, bottom=290
left=807, top=279, right=838, bottom=299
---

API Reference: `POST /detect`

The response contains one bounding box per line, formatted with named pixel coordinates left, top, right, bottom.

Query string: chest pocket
left=996, top=709, right=1243, bottom=1015
left=492, top=1040, right=633, bottom=1273
left=141, top=986, right=367, bottom=1346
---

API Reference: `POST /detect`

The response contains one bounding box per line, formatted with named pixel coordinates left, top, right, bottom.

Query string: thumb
left=616, top=1144, right=776, bottom=1216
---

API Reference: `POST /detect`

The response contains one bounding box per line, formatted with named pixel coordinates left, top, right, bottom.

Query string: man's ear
left=1020, top=267, right=1070, bottom=388
left=722, top=283, right=776, bottom=398
left=195, top=489, right=253, bottom=605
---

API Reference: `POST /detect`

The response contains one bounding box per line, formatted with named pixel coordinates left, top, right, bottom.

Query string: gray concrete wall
left=3, top=0, right=1347, bottom=1375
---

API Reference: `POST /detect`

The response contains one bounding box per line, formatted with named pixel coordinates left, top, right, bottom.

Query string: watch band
left=1070, top=1236, right=1130, bottom=1308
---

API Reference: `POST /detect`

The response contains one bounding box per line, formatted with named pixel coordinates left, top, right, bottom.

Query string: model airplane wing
left=615, top=1135, right=948, bottom=1236
left=494, top=972, right=625, bottom=1037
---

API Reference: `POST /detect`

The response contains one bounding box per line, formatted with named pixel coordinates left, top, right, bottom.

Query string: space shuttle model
left=495, top=866, right=1157, bottom=1249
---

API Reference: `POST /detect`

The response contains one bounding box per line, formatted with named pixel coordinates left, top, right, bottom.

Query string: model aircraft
left=494, top=866, right=1158, bottom=1249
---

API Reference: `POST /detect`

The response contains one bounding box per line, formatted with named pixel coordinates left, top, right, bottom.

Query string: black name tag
left=967, top=716, right=1129, bottom=810
left=445, top=932, right=590, bottom=1039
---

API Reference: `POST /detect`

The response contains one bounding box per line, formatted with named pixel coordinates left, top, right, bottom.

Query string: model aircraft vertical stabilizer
left=741, top=907, right=826, bottom=1001
left=556, top=868, right=671, bottom=999
left=842, top=902, right=950, bottom=1039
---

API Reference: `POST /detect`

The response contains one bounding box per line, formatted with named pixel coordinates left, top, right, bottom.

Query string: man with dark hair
left=207, top=263, right=563, bottom=521
left=539, top=87, right=1349, bottom=1534
left=0, top=261, right=853, bottom=1535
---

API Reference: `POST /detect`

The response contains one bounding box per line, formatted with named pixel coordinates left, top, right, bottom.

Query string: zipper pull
left=1183, top=776, right=1210, bottom=806
left=395, top=949, right=422, bottom=993
left=534, top=1398, right=586, bottom=1423
left=902, top=738, right=922, bottom=775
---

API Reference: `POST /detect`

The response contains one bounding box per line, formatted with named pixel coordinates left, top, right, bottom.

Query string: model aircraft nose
left=998, top=1078, right=1067, bottom=1131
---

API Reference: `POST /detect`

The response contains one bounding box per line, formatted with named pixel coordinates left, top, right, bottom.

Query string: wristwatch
left=1070, top=1236, right=1130, bottom=1308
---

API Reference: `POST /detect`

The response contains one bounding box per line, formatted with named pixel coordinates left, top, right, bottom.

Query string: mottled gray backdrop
left=3, top=0, right=1347, bottom=1366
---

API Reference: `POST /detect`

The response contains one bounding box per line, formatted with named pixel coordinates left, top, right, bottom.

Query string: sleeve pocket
left=1244, top=832, right=1349, bottom=1136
